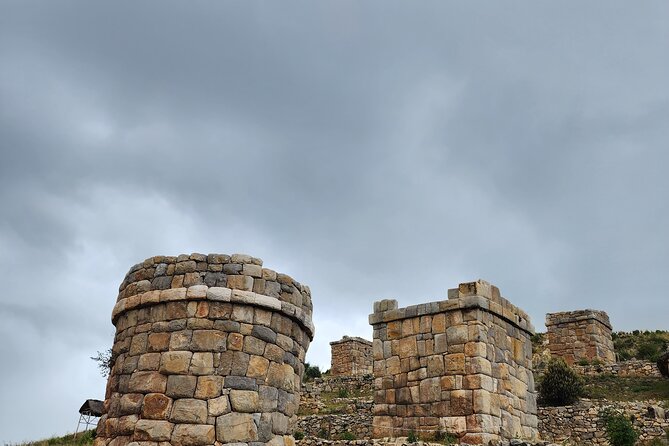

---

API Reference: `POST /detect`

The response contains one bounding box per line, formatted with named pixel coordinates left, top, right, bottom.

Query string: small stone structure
left=330, top=337, right=373, bottom=377
left=545, top=310, right=615, bottom=365
left=95, top=253, right=314, bottom=446
left=369, top=280, right=538, bottom=445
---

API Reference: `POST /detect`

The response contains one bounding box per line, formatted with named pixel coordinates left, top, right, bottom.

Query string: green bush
left=293, top=431, right=305, bottom=440
left=578, top=358, right=590, bottom=366
left=538, top=358, right=583, bottom=406
left=339, top=432, right=356, bottom=440
left=407, top=430, right=419, bottom=443
left=601, top=409, right=639, bottom=446
left=337, top=388, right=349, bottom=398
left=317, top=428, right=329, bottom=439
left=303, top=363, right=322, bottom=381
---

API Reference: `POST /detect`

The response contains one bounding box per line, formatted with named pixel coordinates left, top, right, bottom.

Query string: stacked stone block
left=369, top=280, right=538, bottom=445
left=545, top=310, right=615, bottom=365
left=330, top=336, right=373, bottom=377
left=95, top=253, right=314, bottom=446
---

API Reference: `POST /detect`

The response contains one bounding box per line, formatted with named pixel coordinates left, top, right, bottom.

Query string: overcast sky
left=1, top=1, right=668, bottom=443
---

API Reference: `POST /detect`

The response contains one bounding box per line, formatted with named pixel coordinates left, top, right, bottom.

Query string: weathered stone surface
left=128, top=371, right=167, bottom=394
left=230, top=389, right=260, bottom=412
left=166, top=375, right=197, bottom=398
left=216, top=412, right=258, bottom=442
left=133, top=419, right=173, bottom=441
left=159, top=351, right=192, bottom=375
left=119, top=393, right=143, bottom=415
left=171, top=424, right=215, bottom=446
left=170, top=398, right=208, bottom=424
left=141, top=393, right=172, bottom=419
left=208, top=394, right=230, bottom=416
left=227, top=275, right=254, bottom=291
left=247, top=355, right=270, bottom=379
left=191, top=330, right=226, bottom=351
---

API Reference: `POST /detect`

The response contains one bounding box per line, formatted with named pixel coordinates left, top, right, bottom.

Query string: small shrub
left=407, top=430, right=419, bottom=443
left=337, top=388, right=349, bottom=398
left=293, top=431, right=305, bottom=440
left=433, top=430, right=458, bottom=445
left=317, top=428, right=329, bottom=439
left=538, top=358, right=583, bottom=406
left=578, top=358, right=590, bottom=366
left=339, top=432, right=356, bottom=441
left=601, top=409, right=639, bottom=446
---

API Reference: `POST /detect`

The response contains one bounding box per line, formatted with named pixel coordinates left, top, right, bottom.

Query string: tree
left=91, top=348, right=114, bottom=378
left=303, top=362, right=322, bottom=381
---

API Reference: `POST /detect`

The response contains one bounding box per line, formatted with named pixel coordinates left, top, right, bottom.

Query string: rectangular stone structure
left=369, top=280, right=538, bottom=445
left=545, top=309, right=615, bottom=365
left=330, top=336, right=373, bottom=377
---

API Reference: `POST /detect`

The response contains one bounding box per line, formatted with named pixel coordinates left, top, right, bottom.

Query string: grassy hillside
left=613, top=330, right=669, bottom=362
left=12, top=430, right=95, bottom=446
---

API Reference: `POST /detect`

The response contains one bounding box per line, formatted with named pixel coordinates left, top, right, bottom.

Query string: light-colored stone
left=134, top=419, right=174, bottom=441
left=229, top=389, right=260, bottom=412
left=171, top=424, right=215, bottom=446
left=159, top=351, right=192, bottom=375
left=216, top=412, right=258, bottom=442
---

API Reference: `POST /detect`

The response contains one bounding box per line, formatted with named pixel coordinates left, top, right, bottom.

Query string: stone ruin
left=95, top=253, right=314, bottom=446
left=545, top=309, right=615, bottom=365
left=330, top=336, right=373, bottom=377
left=369, top=280, right=538, bottom=445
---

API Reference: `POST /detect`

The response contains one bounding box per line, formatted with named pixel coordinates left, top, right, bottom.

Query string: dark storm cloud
left=1, top=1, right=668, bottom=442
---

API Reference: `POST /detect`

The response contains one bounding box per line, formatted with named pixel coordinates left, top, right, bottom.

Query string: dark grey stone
left=224, top=375, right=258, bottom=391
left=252, top=325, right=277, bottom=343
left=204, top=272, right=227, bottom=287
left=151, top=276, right=172, bottom=290
left=223, top=263, right=243, bottom=274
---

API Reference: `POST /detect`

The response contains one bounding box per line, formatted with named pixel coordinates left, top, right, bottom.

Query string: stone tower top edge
left=370, top=279, right=534, bottom=335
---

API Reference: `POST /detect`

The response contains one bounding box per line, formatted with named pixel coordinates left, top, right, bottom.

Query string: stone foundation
left=369, top=280, right=538, bottom=445
left=545, top=310, right=615, bottom=365
left=95, top=253, right=314, bottom=446
left=330, top=337, right=373, bottom=377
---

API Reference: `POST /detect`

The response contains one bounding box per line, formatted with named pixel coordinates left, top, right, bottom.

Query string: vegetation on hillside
left=12, top=430, right=95, bottom=446
left=613, top=331, right=669, bottom=362
left=582, top=375, right=669, bottom=401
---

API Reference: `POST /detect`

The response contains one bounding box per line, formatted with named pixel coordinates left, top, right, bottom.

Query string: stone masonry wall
left=572, top=360, right=661, bottom=377
left=546, top=310, right=615, bottom=365
left=369, top=280, right=538, bottom=445
left=95, top=253, right=314, bottom=446
left=539, top=399, right=669, bottom=445
left=296, top=413, right=373, bottom=440
left=330, top=337, right=373, bottom=377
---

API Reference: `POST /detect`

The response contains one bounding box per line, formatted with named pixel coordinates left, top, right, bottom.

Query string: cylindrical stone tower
left=95, top=253, right=314, bottom=446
